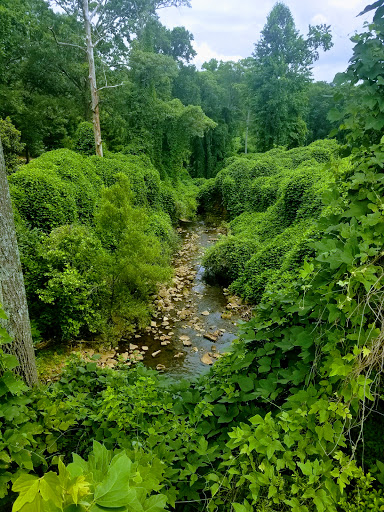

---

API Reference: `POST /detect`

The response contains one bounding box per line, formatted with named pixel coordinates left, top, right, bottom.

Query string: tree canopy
left=250, top=2, right=333, bottom=151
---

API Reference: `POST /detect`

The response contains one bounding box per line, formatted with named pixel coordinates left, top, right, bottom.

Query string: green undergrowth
left=3, top=129, right=384, bottom=507
left=199, top=139, right=344, bottom=303
left=9, top=149, right=198, bottom=342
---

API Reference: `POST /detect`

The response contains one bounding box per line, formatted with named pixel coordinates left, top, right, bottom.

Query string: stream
left=118, top=220, right=249, bottom=378
left=80, top=220, right=250, bottom=379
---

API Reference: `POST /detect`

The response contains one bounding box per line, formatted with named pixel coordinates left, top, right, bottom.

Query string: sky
left=158, top=0, right=373, bottom=82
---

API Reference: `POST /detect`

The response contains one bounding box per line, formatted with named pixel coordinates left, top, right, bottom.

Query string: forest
left=1, top=0, right=384, bottom=510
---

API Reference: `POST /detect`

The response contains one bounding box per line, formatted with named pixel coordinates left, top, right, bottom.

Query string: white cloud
left=327, top=0, right=364, bottom=9
left=158, top=0, right=372, bottom=82
left=311, top=14, right=329, bottom=25
left=192, top=42, right=243, bottom=69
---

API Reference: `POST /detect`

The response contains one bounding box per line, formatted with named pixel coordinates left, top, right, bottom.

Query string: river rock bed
left=79, top=221, right=251, bottom=378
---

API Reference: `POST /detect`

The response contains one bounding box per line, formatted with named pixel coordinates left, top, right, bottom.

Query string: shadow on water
left=118, top=219, right=245, bottom=379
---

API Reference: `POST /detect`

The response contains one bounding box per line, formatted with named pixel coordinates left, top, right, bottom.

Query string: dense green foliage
left=0, top=118, right=24, bottom=174
left=0, top=0, right=338, bottom=174
left=200, top=139, right=340, bottom=302
left=3, top=1, right=384, bottom=512
left=73, top=122, right=95, bottom=156
left=10, top=149, right=193, bottom=340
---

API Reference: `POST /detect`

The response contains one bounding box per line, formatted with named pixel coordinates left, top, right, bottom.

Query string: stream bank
left=113, top=220, right=251, bottom=377
left=42, top=220, right=251, bottom=381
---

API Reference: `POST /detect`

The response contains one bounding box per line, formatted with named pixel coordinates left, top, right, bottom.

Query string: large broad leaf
left=40, top=472, right=63, bottom=508
left=236, top=376, right=254, bottom=393
left=142, top=494, right=167, bottom=512
left=87, top=441, right=112, bottom=484
left=358, top=0, right=384, bottom=16
left=12, top=474, right=40, bottom=511
left=94, top=453, right=133, bottom=508
left=2, top=371, right=27, bottom=395
left=0, top=326, right=12, bottom=344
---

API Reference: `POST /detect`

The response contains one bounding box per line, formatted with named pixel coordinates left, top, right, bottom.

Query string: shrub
left=159, top=176, right=198, bottom=222
left=73, top=121, right=95, bottom=156
left=201, top=139, right=339, bottom=303
left=23, top=149, right=102, bottom=224
left=0, top=116, right=24, bottom=174
left=203, top=235, right=259, bottom=285
left=36, top=224, right=109, bottom=339
left=9, top=170, right=78, bottom=232
left=91, top=152, right=162, bottom=208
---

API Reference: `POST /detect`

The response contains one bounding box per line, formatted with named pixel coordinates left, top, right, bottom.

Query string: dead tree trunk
left=82, top=0, right=103, bottom=157
left=0, top=135, right=38, bottom=386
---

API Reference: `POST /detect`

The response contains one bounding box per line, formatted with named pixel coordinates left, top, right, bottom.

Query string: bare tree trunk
left=245, top=108, right=250, bottom=154
left=82, top=0, right=103, bottom=157
left=0, top=136, right=38, bottom=386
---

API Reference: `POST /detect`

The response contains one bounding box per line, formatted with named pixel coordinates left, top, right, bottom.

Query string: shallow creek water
left=118, top=220, right=247, bottom=378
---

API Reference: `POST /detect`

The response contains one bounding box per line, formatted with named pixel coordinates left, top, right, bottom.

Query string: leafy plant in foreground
left=12, top=441, right=168, bottom=512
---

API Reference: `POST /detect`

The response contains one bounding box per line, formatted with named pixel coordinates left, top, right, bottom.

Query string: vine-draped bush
left=9, top=149, right=198, bottom=340
left=9, top=170, right=79, bottom=232
left=0, top=117, right=24, bottom=174
left=200, top=139, right=342, bottom=302
left=73, top=121, right=95, bottom=156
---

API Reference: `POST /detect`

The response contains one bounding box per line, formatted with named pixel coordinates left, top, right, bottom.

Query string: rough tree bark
left=82, top=0, right=103, bottom=157
left=0, top=135, right=38, bottom=386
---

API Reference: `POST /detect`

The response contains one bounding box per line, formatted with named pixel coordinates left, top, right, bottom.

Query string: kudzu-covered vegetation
left=11, top=148, right=197, bottom=340
left=200, top=139, right=342, bottom=302
left=2, top=0, right=384, bottom=511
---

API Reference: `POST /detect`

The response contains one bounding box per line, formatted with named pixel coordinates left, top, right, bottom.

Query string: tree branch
left=49, top=27, right=86, bottom=52
left=90, top=0, right=107, bottom=20
left=97, top=83, right=125, bottom=92
left=93, top=19, right=119, bottom=45
left=58, top=65, right=84, bottom=92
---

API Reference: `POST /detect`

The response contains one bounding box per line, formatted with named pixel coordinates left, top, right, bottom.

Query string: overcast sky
left=158, top=0, right=373, bottom=82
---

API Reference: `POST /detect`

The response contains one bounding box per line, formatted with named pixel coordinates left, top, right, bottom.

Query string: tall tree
left=137, top=18, right=196, bottom=63
left=0, top=134, right=38, bottom=386
left=0, top=0, right=84, bottom=158
left=51, top=0, right=191, bottom=156
left=250, top=2, right=333, bottom=151
left=82, top=0, right=103, bottom=156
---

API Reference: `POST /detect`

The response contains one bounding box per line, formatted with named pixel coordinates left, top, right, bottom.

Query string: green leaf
left=0, top=326, right=12, bottom=344
left=2, top=372, right=27, bottom=395
left=237, top=376, right=254, bottom=392
left=233, top=501, right=252, bottom=512
left=143, top=494, right=167, bottom=512
left=297, top=461, right=312, bottom=477
left=358, top=0, right=384, bottom=16
left=92, top=441, right=111, bottom=477
left=12, top=474, right=39, bottom=511
left=268, top=485, right=277, bottom=498
left=94, top=453, right=133, bottom=508
left=3, top=354, right=20, bottom=370
left=40, top=472, right=62, bottom=507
